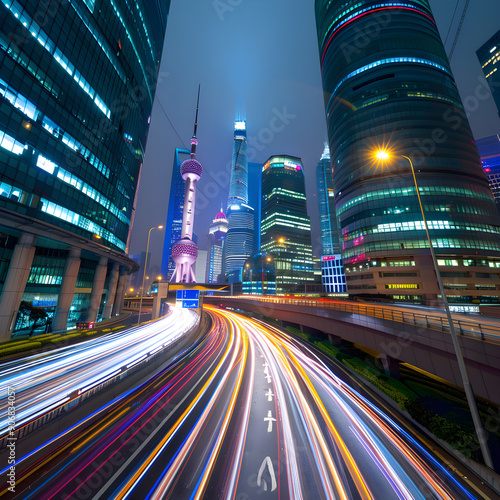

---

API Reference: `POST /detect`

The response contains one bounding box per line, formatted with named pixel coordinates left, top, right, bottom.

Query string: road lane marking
left=257, top=456, right=277, bottom=492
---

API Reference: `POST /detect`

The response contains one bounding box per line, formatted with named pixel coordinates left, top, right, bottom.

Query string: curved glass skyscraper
left=0, top=1, right=170, bottom=338
left=315, top=0, right=500, bottom=304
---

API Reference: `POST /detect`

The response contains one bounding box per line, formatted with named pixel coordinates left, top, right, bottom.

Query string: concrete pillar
left=103, top=263, right=119, bottom=319
left=86, top=256, right=108, bottom=323
left=152, top=282, right=169, bottom=320
left=380, top=354, right=401, bottom=379
left=328, top=334, right=342, bottom=346
left=52, top=247, right=82, bottom=332
left=0, top=233, right=37, bottom=341
left=112, top=270, right=127, bottom=317
left=114, top=273, right=130, bottom=316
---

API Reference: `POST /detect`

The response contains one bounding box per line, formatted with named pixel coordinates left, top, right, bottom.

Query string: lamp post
left=137, top=225, right=163, bottom=325
left=375, top=150, right=493, bottom=468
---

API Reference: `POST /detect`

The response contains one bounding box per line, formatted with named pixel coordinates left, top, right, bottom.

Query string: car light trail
left=0, top=306, right=483, bottom=499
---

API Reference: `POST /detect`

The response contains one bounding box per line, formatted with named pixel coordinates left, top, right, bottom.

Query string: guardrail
left=220, top=297, right=500, bottom=342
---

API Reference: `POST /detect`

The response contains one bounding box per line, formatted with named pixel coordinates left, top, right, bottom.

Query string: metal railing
left=220, top=296, right=500, bottom=342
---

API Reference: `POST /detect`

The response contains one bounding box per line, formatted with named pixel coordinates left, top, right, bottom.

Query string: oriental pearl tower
left=171, top=87, right=203, bottom=283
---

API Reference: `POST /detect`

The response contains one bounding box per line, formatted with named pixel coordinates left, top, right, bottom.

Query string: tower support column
left=103, top=263, right=120, bottom=319
left=0, top=233, right=37, bottom=341
left=86, top=257, right=108, bottom=323
left=112, top=270, right=128, bottom=316
left=53, top=247, right=82, bottom=332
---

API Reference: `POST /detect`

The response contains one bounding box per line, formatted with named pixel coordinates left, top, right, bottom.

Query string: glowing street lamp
left=374, top=149, right=493, bottom=468
left=138, top=225, right=164, bottom=325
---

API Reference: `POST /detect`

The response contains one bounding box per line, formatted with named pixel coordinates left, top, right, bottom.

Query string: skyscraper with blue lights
left=477, top=29, right=500, bottom=117
left=161, top=148, right=190, bottom=279
left=206, top=210, right=228, bottom=283
left=261, top=155, right=314, bottom=294
left=0, top=1, right=171, bottom=339
left=315, top=0, right=500, bottom=304
left=223, top=121, right=254, bottom=282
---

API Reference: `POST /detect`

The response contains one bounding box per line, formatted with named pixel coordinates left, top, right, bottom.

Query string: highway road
left=1, top=306, right=488, bottom=499
left=0, top=307, right=199, bottom=439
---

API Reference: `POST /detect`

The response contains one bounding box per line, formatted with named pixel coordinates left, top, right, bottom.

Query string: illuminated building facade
left=315, top=0, right=500, bottom=304
left=477, top=135, right=500, bottom=216
left=223, top=121, right=254, bottom=281
left=477, top=29, right=500, bottom=117
left=161, top=148, right=190, bottom=279
left=0, top=1, right=171, bottom=339
left=316, top=143, right=339, bottom=256
left=261, top=155, right=314, bottom=294
left=242, top=251, right=276, bottom=295
left=206, top=210, right=228, bottom=283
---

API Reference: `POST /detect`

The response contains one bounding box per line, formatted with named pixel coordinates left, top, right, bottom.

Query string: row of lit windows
left=385, top=284, right=419, bottom=289
left=40, top=198, right=125, bottom=250
left=0, top=77, right=38, bottom=120
left=320, top=2, right=429, bottom=50
left=3, top=1, right=111, bottom=118
left=344, top=237, right=500, bottom=261
left=265, top=187, right=306, bottom=201
left=343, top=220, right=500, bottom=243
left=108, top=0, right=152, bottom=104
left=330, top=57, right=451, bottom=101
left=337, top=185, right=493, bottom=215
left=0, top=127, right=25, bottom=155
left=42, top=115, right=111, bottom=178
left=35, top=154, right=129, bottom=225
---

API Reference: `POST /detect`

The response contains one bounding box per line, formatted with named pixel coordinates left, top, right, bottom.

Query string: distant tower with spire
left=171, top=87, right=203, bottom=283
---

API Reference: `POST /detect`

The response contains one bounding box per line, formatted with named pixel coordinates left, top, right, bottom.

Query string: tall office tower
left=171, top=90, right=203, bottom=283
left=261, top=155, right=314, bottom=294
left=206, top=210, right=228, bottom=283
left=477, top=29, right=500, bottom=117
left=315, top=1, right=500, bottom=304
left=223, top=121, right=254, bottom=282
left=477, top=135, right=500, bottom=216
left=161, top=148, right=190, bottom=279
left=0, top=1, right=171, bottom=339
left=316, top=143, right=346, bottom=293
left=248, top=162, right=262, bottom=252
left=316, top=143, right=339, bottom=256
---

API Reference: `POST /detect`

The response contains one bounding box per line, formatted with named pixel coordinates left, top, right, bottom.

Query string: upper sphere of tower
left=215, top=211, right=226, bottom=220
left=180, top=158, right=203, bottom=179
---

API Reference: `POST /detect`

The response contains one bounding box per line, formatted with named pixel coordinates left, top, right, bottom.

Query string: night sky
left=129, top=0, right=500, bottom=272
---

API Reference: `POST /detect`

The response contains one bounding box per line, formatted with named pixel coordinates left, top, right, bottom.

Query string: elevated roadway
left=205, top=296, right=500, bottom=405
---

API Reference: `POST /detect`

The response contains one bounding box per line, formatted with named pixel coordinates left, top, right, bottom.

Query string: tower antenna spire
left=191, top=84, right=200, bottom=158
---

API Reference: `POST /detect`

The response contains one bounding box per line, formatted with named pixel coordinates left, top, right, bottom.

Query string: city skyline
left=130, top=0, right=500, bottom=271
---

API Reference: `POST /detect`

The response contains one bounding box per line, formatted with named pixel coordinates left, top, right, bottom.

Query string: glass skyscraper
left=315, top=0, right=500, bottom=304
left=316, top=142, right=339, bottom=256
left=0, top=1, right=170, bottom=339
left=477, top=135, right=500, bottom=216
left=477, top=29, right=500, bottom=117
left=206, top=210, right=228, bottom=283
left=223, top=121, right=254, bottom=282
left=261, top=155, right=314, bottom=294
left=161, top=147, right=190, bottom=279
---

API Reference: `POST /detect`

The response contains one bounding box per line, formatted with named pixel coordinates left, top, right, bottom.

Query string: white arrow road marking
left=257, top=456, right=277, bottom=492
left=265, top=388, right=274, bottom=402
left=265, top=372, right=272, bottom=383
left=264, top=410, right=276, bottom=433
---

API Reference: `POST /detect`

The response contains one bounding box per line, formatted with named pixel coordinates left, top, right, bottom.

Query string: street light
left=375, top=149, right=493, bottom=468
left=138, top=225, right=163, bottom=325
